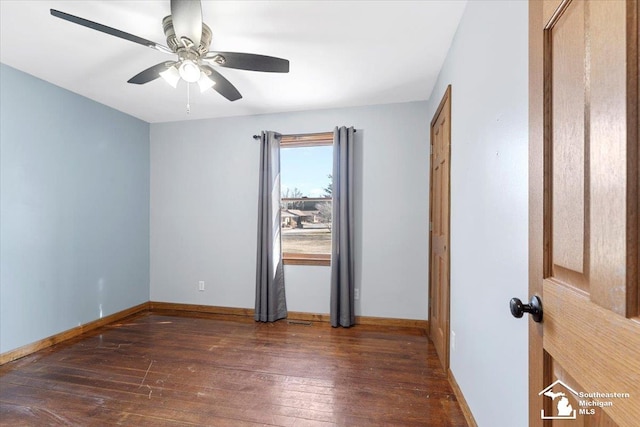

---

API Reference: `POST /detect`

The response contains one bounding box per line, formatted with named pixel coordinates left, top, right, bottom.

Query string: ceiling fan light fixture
left=159, top=65, right=180, bottom=88
left=179, top=60, right=201, bottom=83
left=197, top=72, right=215, bottom=92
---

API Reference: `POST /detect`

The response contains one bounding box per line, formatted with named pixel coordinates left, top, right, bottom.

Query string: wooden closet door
left=429, top=86, right=451, bottom=371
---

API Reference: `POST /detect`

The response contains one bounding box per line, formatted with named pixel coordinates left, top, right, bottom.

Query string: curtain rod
left=252, top=129, right=357, bottom=140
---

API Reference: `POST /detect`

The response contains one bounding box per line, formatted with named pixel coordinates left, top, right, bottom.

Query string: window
left=280, top=132, right=333, bottom=266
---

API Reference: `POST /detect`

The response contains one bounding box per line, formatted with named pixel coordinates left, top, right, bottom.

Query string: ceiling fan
left=50, top=0, right=290, bottom=102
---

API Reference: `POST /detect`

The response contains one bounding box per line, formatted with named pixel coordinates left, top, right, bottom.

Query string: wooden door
left=429, top=85, right=452, bottom=371
left=529, top=0, right=639, bottom=426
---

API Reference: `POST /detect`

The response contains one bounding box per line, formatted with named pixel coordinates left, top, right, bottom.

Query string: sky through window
left=280, top=145, right=333, bottom=197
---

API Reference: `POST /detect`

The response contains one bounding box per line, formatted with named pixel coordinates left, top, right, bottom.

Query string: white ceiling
left=0, top=1, right=466, bottom=123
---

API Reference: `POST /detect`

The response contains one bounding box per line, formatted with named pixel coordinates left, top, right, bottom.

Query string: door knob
left=510, top=296, right=543, bottom=323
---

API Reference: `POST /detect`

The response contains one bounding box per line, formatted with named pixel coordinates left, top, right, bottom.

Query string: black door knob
left=510, top=296, right=543, bottom=323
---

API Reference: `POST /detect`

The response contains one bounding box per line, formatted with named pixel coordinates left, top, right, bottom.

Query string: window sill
left=283, top=253, right=331, bottom=266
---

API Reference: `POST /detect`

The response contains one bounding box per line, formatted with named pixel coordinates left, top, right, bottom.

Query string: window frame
left=280, top=132, right=333, bottom=266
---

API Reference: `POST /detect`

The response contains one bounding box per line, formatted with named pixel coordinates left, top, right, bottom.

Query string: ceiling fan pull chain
left=186, top=82, right=191, bottom=114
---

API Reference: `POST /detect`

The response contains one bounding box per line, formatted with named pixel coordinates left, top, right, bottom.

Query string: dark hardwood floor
left=0, top=312, right=467, bottom=426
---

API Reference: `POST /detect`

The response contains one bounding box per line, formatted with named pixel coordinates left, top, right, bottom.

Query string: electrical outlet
left=354, top=288, right=360, bottom=300
left=198, top=281, right=205, bottom=291
left=451, top=330, right=456, bottom=351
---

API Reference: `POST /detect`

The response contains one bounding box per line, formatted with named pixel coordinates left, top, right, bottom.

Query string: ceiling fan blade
left=170, top=0, right=202, bottom=48
left=50, top=9, right=173, bottom=54
left=128, top=62, right=176, bottom=84
left=204, top=52, right=290, bottom=73
left=201, top=65, right=242, bottom=101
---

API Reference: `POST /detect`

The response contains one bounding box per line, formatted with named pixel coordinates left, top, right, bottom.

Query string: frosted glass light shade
left=179, top=60, right=201, bottom=83
left=197, top=73, right=216, bottom=92
left=159, top=66, right=180, bottom=88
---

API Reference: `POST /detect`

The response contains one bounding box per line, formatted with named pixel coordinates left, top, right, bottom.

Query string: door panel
left=588, top=0, right=633, bottom=314
left=551, top=0, right=586, bottom=280
left=530, top=0, right=639, bottom=426
left=429, top=86, right=451, bottom=371
left=544, top=284, right=640, bottom=424
left=548, top=360, right=618, bottom=427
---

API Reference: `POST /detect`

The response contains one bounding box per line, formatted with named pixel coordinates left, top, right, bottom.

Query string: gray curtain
left=255, top=131, right=287, bottom=322
left=330, top=126, right=356, bottom=327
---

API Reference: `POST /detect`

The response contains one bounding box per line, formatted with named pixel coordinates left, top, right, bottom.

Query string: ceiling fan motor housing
left=162, top=15, right=211, bottom=57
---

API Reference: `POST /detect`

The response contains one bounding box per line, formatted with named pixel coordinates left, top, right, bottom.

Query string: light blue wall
left=0, top=64, right=150, bottom=353
left=424, top=2, right=529, bottom=426
left=150, top=102, right=430, bottom=319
